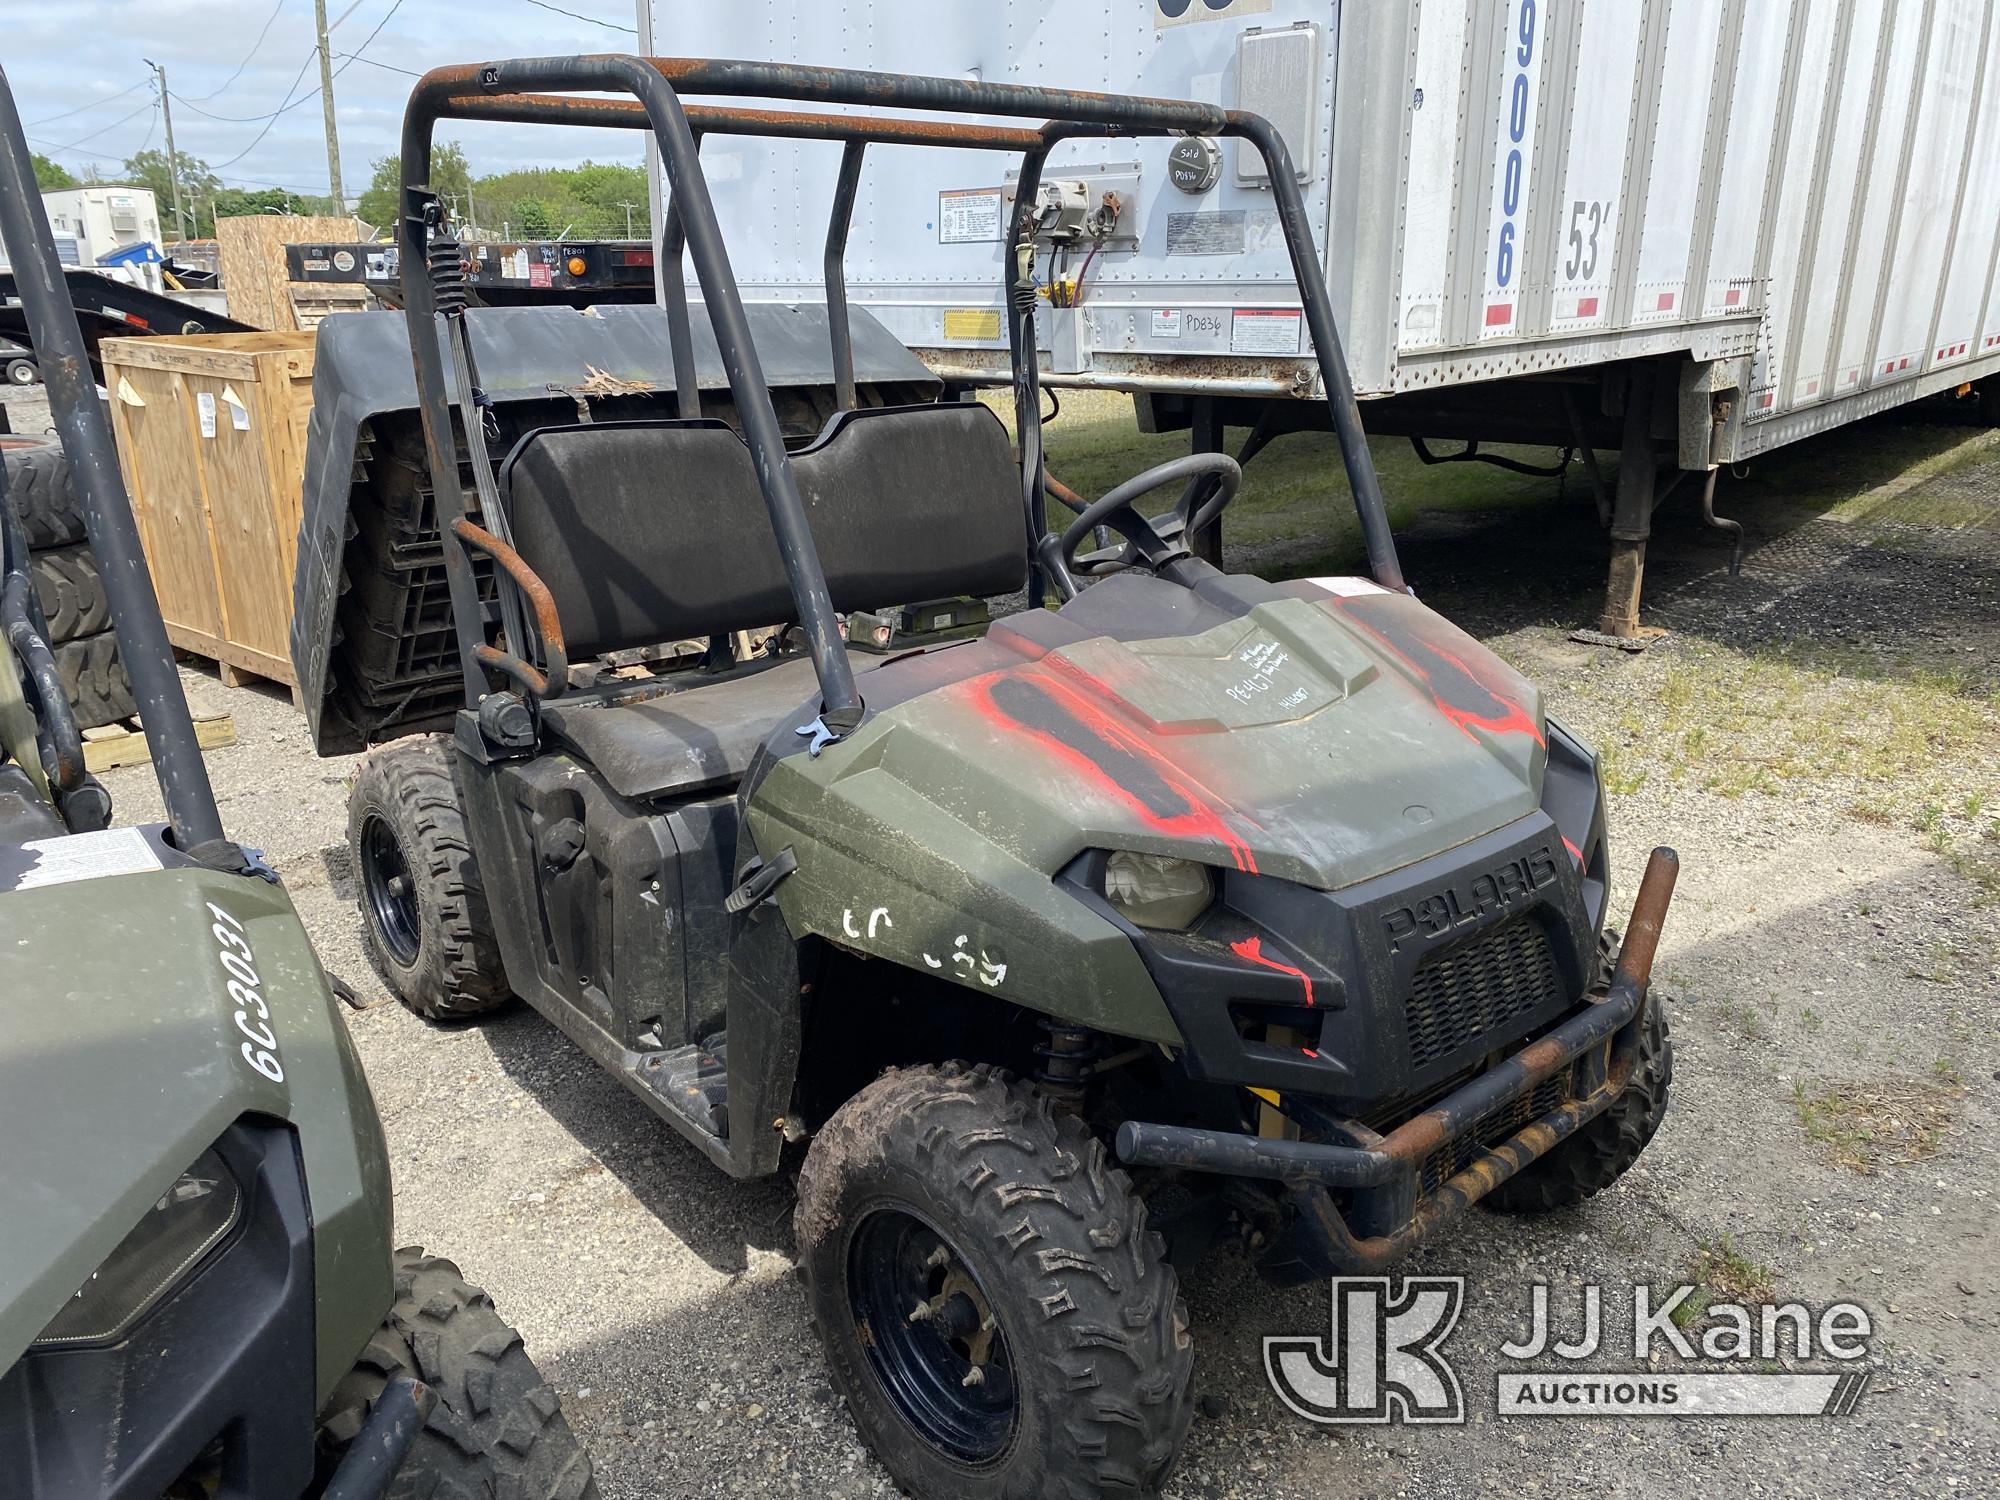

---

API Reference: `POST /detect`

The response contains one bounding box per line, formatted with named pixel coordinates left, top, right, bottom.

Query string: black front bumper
left=1116, top=847, right=1679, bottom=1273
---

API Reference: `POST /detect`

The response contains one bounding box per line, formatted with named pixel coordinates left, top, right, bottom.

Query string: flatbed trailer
left=0, top=268, right=250, bottom=379
left=286, top=239, right=657, bottom=309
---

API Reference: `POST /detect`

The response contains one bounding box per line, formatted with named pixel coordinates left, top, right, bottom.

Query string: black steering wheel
left=1037, top=452, right=1242, bottom=600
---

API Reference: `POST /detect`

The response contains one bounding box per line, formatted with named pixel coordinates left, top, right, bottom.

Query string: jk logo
left=1264, top=1277, right=1465, bottom=1424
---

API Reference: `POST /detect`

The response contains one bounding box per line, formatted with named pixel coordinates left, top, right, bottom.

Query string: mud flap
left=723, top=895, right=807, bottom=1178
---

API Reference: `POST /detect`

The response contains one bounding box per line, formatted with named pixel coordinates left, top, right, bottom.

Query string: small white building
left=40, top=187, right=166, bottom=291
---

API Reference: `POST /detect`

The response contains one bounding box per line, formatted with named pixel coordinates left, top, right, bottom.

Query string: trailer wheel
left=1484, top=981, right=1673, bottom=1215
left=2, top=435, right=87, bottom=548
left=29, top=544, right=108, bottom=644
left=315, top=1247, right=598, bottom=1500
left=797, top=1063, right=1195, bottom=1500
left=5, top=358, right=37, bottom=387
left=348, top=735, right=510, bottom=1020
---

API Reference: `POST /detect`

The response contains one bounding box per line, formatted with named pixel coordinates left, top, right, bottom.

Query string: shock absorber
left=427, top=230, right=468, bottom=317
left=1034, top=1020, right=1098, bottom=1115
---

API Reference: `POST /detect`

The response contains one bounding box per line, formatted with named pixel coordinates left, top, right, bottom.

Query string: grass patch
left=1562, top=642, right=1998, bottom=811
left=1672, top=1237, right=1778, bottom=1329
left=988, top=387, right=1567, bottom=559
left=1791, top=1076, right=1964, bottom=1172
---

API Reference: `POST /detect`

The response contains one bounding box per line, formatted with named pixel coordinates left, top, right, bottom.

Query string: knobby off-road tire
left=315, top=1248, right=598, bottom=1500
left=2, top=436, right=87, bottom=548
left=54, top=630, right=134, bottom=729
left=30, top=543, right=109, bottom=644
left=348, top=735, right=509, bottom=1020
left=1484, top=946, right=1674, bottom=1214
left=797, top=1063, right=1195, bottom=1500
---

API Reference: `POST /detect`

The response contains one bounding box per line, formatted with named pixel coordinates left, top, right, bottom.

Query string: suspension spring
left=428, top=234, right=468, bottom=316
left=1034, top=1021, right=1098, bottom=1115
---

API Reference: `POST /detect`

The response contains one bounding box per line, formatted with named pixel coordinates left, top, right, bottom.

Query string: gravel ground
left=11, top=380, right=1997, bottom=1497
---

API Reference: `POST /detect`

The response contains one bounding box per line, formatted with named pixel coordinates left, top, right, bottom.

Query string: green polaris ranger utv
left=294, top=55, right=1680, bottom=1500
left=0, top=69, right=595, bottom=1500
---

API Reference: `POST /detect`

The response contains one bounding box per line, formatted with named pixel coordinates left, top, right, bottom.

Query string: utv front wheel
left=797, top=1064, right=1194, bottom=1500
left=1484, top=993, right=1673, bottom=1214
left=316, top=1248, right=598, bottom=1499
left=348, top=736, right=508, bottom=1019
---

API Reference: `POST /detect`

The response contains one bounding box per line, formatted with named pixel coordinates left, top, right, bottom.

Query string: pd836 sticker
left=209, top=901, right=284, bottom=1083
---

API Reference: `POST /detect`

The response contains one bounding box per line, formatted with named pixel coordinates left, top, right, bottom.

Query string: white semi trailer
left=645, top=0, right=2000, bottom=633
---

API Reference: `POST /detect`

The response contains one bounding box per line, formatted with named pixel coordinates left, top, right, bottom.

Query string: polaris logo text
left=1380, top=845, right=1560, bottom=953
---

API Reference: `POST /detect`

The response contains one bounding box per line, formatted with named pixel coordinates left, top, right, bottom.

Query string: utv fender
left=723, top=895, right=810, bottom=1178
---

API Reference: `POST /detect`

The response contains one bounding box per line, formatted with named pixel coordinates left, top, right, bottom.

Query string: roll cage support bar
left=0, top=66, right=230, bottom=852
left=400, top=54, right=1406, bottom=744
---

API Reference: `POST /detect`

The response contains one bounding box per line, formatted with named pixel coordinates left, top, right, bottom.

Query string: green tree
left=121, top=148, right=221, bottom=237
left=355, top=141, right=472, bottom=230
left=31, top=153, right=77, bottom=191
left=211, top=186, right=337, bottom=222
left=515, top=197, right=553, bottom=239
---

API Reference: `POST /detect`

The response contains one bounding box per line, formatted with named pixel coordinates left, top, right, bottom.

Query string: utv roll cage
left=0, top=71, right=230, bottom=857
left=396, top=54, right=1408, bottom=743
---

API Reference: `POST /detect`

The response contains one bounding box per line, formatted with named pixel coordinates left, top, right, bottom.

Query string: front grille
left=1418, top=1069, right=1574, bottom=1196
left=1404, top=916, right=1566, bottom=1069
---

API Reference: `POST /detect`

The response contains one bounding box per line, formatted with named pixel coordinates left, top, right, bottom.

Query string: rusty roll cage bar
left=400, top=54, right=1406, bottom=742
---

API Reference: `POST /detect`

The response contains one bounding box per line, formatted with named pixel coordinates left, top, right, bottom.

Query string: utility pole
left=313, top=0, right=346, bottom=211
left=144, top=59, right=187, bottom=242
left=617, top=199, right=640, bottom=237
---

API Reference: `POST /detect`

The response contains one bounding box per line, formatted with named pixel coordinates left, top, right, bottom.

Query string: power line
left=25, top=78, right=150, bottom=129
left=43, top=95, right=160, bottom=153
left=338, top=0, right=406, bottom=72
left=517, top=0, right=636, bottom=34
left=336, top=52, right=421, bottom=79
left=205, top=0, right=400, bottom=171
left=207, top=47, right=323, bottom=167
left=179, top=0, right=290, bottom=102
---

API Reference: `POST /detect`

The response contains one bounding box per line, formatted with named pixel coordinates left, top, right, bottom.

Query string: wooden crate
left=101, top=330, right=317, bottom=693
left=215, top=214, right=364, bottom=332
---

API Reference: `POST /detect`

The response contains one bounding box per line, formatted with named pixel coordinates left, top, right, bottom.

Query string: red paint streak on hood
left=965, top=661, right=1261, bottom=873
left=1326, top=591, right=1544, bottom=748
left=1230, top=935, right=1314, bottom=1006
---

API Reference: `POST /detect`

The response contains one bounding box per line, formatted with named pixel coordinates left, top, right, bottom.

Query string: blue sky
left=3, top=0, right=653, bottom=194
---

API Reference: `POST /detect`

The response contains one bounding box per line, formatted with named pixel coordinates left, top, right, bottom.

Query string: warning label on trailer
left=938, top=188, right=1006, bottom=244
left=942, top=308, right=1002, bottom=341
left=1231, top=308, right=1302, bottom=355
left=1166, top=210, right=1246, bottom=256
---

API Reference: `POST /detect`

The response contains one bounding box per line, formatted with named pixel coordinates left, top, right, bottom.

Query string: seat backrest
left=501, top=402, right=1026, bottom=661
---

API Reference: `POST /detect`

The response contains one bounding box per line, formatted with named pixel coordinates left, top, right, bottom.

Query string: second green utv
left=297, top=52, right=1682, bottom=1500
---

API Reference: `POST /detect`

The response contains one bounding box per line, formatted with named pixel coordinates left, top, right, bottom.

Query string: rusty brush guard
left=1117, top=847, right=1680, bottom=1269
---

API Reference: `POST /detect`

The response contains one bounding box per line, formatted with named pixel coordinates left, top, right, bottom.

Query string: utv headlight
left=31, top=1148, right=242, bottom=1348
left=1102, top=851, right=1214, bottom=930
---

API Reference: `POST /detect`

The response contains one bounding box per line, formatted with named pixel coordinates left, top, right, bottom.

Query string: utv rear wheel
left=1484, top=991, right=1673, bottom=1214
left=315, top=1247, right=598, bottom=1500
left=797, top=1064, right=1195, bottom=1500
left=349, top=735, right=508, bottom=1019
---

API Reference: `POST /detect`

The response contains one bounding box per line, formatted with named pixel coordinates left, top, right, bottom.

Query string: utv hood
left=746, top=575, right=1548, bottom=1042
left=0, top=846, right=391, bottom=1392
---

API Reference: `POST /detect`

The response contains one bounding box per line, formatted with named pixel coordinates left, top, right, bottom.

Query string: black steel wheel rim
left=359, top=813, right=422, bottom=966
left=847, top=1206, right=1018, bottom=1464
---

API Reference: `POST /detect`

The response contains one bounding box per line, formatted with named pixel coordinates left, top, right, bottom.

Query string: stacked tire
left=3, top=435, right=135, bottom=728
